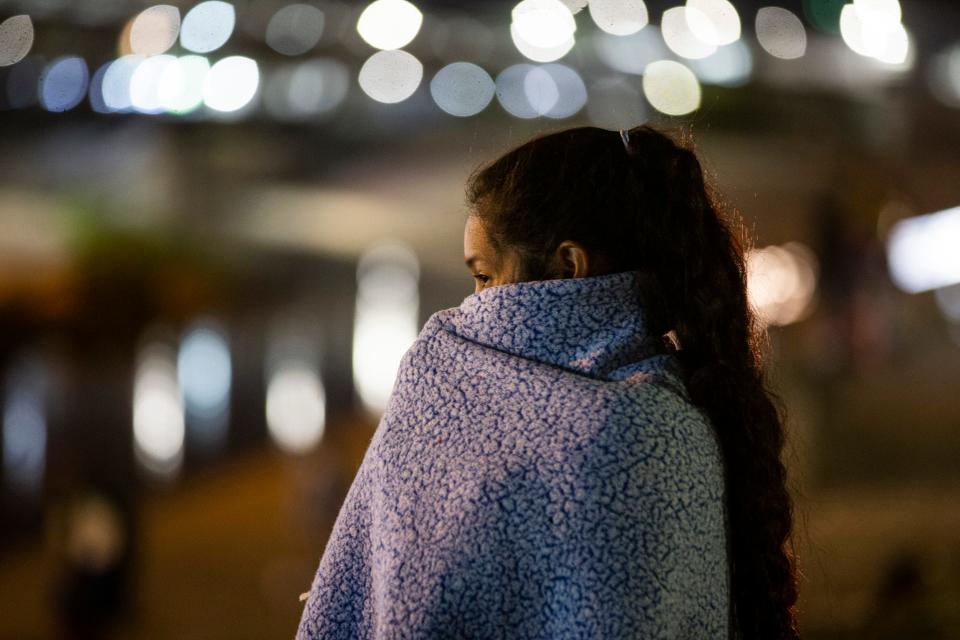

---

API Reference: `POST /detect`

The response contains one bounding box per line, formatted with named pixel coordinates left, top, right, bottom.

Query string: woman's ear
left=553, top=240, right=591, bottom=279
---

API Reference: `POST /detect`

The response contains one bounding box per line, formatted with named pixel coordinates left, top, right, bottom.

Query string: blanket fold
left=297, top=270, right=729, bottom=639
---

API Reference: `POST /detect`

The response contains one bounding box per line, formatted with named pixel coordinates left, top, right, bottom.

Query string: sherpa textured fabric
left=296, top=270, right=730, bottom=639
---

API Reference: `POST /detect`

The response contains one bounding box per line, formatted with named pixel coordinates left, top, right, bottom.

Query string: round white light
left=540, top=63, right=587, bottom=119
left=357, top=0, right=423, bottom=51
left=102, top=55, right=145, bottom=112
left=495, top=64, right=541, bottom=119
left=588, top=0, right=649, bottom=36
left=523, top=66, right=560, bottom=116
left=887, top=206, right=960, bottom=293
left=358, top=49, right=423, bottom=104
left=0, top=15, right=34, bottom=67
left=854, top=0, right=902, bottom=27
left=130, top=54, right=177, bottom=114
left=512, top=0, right=577, bottom=49
left=353, top=242, right=419, bottom=414
left=755, top=7, right=807, bottom=60
left=133, top=343, right=184, bottom=479
left=686, top=0, right=740, bottom=46
left=642, top=59, right=701, bottom=116
left=842, top=2, right=912, bottom=68
left=178, top=325, right=231, bottom=419
left=661, top=7, right=717, bottom=60
left=430, top=62, right=495, bottom=117
left=510, top=22, right=575, bottom=63
left=203, top=55, right=259, bottom=112
left=747, top=242, right=818, bottom=327
left=180, top=1, right=235, bottom=53
left=266, top=364, right=325, bottom=453
left=159, top=55, right=210, bottom=114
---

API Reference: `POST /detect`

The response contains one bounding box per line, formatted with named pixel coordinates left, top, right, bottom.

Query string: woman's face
left=463, top=215, right=525, bottom=294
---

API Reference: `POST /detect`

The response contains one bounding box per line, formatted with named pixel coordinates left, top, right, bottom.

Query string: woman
left=297, top=125, right=799, bottom=639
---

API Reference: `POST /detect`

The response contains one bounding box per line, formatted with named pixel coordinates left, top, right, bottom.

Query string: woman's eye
left=473, top=274, right=490, bottom=284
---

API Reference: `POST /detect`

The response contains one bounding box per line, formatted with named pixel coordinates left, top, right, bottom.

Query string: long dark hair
left=466, top=125, right=799, bottom=639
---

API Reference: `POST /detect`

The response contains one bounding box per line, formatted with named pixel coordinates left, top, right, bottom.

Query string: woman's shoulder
left=578, top=380, right=723, bottom=486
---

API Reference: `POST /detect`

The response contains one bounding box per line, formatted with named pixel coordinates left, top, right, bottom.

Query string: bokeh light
left=0, top=14, right=34, bottom=67
left=642, top=59, right=702, bottom=116
left=496, top=63, right=543, bottom=119
left=133, top=342, right=184, bottom=481
left=756, top=6, right=808, bottom=59
left=266, top=363, right=326, bottom=454
left=66, top=495, right=126, bottom=573
left=130, top=5, right=181, bottom=57
left=102, top=55, right=145, bottom=112
left=887, top=205, right=960, bottom=293
left=352, top=242, right=419, bottom=414
left=839, top=1, right=910, bottom=65
left=2, top=359, right=46, bottom=496
left=430, top=62, right=495, bottom=117
left=180, top=1, right=236, bottom=54
left=131, top=54, right=177, bottom=114
left=661, top=7, right=717, bottom=60
left=747, top=242, right=819, bottom=327
left=203, top=55, right=259, bottom=113
left=39, top=56, right=89, bottom=112
left=510, top=23, right=575, bottom=63
left=522, top=66, right=560, bottom=116
left=357, top=0, right=423, bottom=51
left=539, top=63, right=587, bottom=118
left=511, top=0, right=577, bottom=62
left=358, top=49, right=423, bottom=104
left=178, top=322, right=231, bottom=450
left=588, top=0, right=649, bottom=37
left=512, top=0, right=576, bottom=48
left=265, top=4, right=325, bottom=56
left=686, top=0, right=741, bottom=46
left=159, top=55, right=210, bottom=115
left=495, top=62, right=587, bottom=119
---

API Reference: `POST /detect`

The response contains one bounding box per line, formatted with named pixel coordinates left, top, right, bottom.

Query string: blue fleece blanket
left=297, top=270, right=729, bottom=639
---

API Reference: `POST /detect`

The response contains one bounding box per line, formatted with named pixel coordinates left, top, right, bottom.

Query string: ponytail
left=626, top=125, right=799, bottom=639
left=467, top=124, right=800, bottom=639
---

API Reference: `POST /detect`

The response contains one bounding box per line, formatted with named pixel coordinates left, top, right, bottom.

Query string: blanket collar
left=442, top=270, right=685, bottom=387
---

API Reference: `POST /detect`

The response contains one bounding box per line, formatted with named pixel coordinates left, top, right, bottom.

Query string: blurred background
left=0, top=0, right=958, bottom=637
